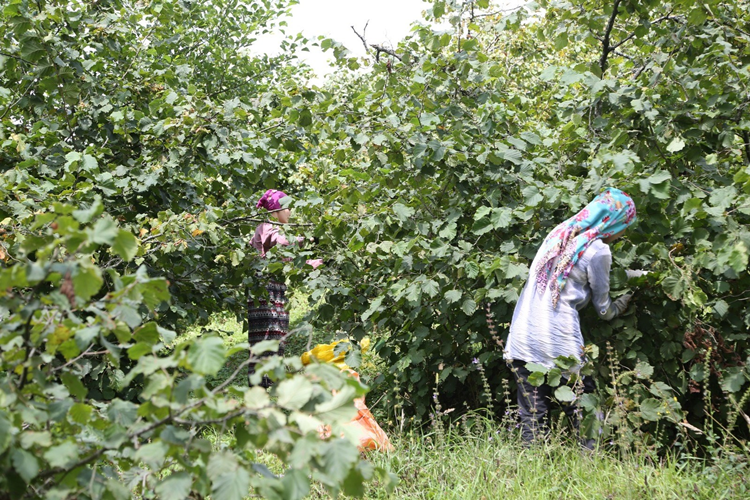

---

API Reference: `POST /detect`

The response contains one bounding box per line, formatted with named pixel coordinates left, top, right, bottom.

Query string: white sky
left=253, top=0, right=527, bottom=80
left=253, top=0, right=429, bottom=79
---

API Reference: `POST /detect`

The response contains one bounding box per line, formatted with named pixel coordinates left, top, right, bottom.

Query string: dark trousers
left=509, top=360, right=596, bottom=447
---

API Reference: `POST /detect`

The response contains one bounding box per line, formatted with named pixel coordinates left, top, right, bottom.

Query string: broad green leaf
left=528, top=371, right=545, bottom=387
left=322, top=439, right=360, bottom=484
left=81, top=154, right=98, bottom=171
left=525, top=362, right=548, bottom=374
left=60, top=372, right=88, bottom=399
left=490, top=208, right=513, bottom=228
left=720, top=367, right=747, bottom=393
left=315, top=385, right=358, bottom=423
left=135, top=441, right=170, bottom=469
left=68, top=403, right=92, bottom=424
left=12, top=449, right=39, bottom=482
left=461, top=298, right=477, bottom=316
left=43, top=442, right=78, bottom=469
left=276, top=376, right=314, bottom=410
left=245, top=386, right=271, bottom=409
left=212, top=468, right=251, bottom=500
left=666, top=137, right=685, bottom=153
left=72, top=198, right=104, bottom=223
left=634, top=360, right=654, bottom=379
left=640, top=398, right=662, bottom=421
left=91, top=217, right=118, bottom=245
left=188, top=336, right=226, bottom=376
left=155, top=471, right=193, bottom=500
left=207, top=451, right=239, bottom=482
left=280, top=469, right=310, bottom=500
left=554, top=386, right=576, bottom=402
left=392, top=203, right=414, bottom=222
left=72, top=264, right=103, bottom=301
left=113, top=229, right=138, bottom=261
left=444, top=289, right=462, bottom=303
left=422, top=279, right=440, bottom=298
left=547, top=368, right=562, bottom=387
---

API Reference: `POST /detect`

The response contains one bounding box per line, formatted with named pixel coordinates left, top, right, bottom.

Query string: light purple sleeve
left=251, top=223, right=321, bottom=268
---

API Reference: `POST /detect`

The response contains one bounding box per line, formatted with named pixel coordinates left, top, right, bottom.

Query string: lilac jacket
left=250, top=222, right=323, bottom=269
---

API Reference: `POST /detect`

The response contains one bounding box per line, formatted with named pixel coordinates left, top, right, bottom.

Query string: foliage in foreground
left=0, top=209, right=394, bottom=498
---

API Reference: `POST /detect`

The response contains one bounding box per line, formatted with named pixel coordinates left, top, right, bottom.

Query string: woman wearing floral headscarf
left=248, top=189, right=322, bottom=387
left=504, top=187, right=638, bottom=446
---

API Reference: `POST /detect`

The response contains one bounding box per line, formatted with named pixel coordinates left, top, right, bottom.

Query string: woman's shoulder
left=585, top=239, right=611, bottom=259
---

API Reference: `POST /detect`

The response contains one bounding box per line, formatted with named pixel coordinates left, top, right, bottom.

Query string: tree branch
left=599, top=0, right=623, bottom=75
left=351, top=22, right=370, bottom=54
left=370, top=44, right=402, bottom=62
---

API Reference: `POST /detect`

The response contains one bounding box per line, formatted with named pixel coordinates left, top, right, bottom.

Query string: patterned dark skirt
left=248, top=279, right=288, bottom=386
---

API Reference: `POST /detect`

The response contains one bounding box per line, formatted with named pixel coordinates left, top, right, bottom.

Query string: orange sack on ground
left=301, top=341, right=393, bottom=452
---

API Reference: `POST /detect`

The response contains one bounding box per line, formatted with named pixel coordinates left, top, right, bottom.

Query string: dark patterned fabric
left=248, top=279, right=288, bottom=387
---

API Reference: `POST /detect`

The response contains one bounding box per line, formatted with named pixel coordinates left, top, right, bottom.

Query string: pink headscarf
left=256, top=189, right=288, bottom=211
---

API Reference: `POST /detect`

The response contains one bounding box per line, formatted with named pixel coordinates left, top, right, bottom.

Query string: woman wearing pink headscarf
left=248, top=189, right=322, bottom=387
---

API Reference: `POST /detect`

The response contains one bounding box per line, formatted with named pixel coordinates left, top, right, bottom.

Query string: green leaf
left=547, top=368, right=562, bottom=387
left=155, top=471, right=193, bottom=500
left=640, top=398, right=662, bottom=421
left=81, top=154, right=98, bottom=171
left=554, top=385, right=576, bottom=402
left=72, top=264, right=103, bottom=301
left=713, top=299, right=729, bottom=318
left=250, top=339, right=279, bottom=356
left=661, top=275, right=686, bottom=300
left=68, top=403, right=92, bottom=424
left=61, top=372, right=88, bottom=399
left=276, top=376, right=314, bottom=410
left=720, top=367, right=747, bottom=393
left=525, top=362, right=548, bottom=374
left=422, top=279, right=440, bottom=298
left=634, top=360, right=654, bottom=379
left=461, top=298, right=477, bottom=316
left=244, top=386, right=271, bottom=409
left=490, top=208, right=513, bottom=229
left=579, top=393, right=599, bottom=412
left=72, top=198, right=104, bottom=223
left=212, top=468, right=251, bottom=500
left=91, top=217, right=118, bottom=245
left=344, top=347, right=362, bottom=368
left=727, top=243, right=749, bottom=274
left=528, top=371, right=545, bottom=387
left=0, top=411, right=11, bottom=454
left=392, top=203, right=414, bottom=222
left=43, top=442, right=79, bottom=469
left=322, top=439, right=360, bottom=484
left=12, top=449, right=39, bottom=483
left=188, top=336, right=226, bottom=376
left=315, top=385, right=358, bottom=423
left=444, top=289, right=462, bottom=303
left=135, top=441, right=170, bottom=469
left=666, top=136, right=686, bottom=153
left=280, top=469, right=310, bottom=500
left=113, top=229, right=138, bottom=261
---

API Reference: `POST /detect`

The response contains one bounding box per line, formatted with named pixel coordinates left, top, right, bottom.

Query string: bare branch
left=351, top=21, right=370, bottom=54
left=370, top=44, right=402, bottom=62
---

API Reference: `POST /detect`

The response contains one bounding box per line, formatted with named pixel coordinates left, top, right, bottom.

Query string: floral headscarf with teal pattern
left=535, top=187, right=637, bottom=308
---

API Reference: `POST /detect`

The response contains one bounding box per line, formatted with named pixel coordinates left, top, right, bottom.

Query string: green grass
left=307, top=419, right=748, bottom=499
